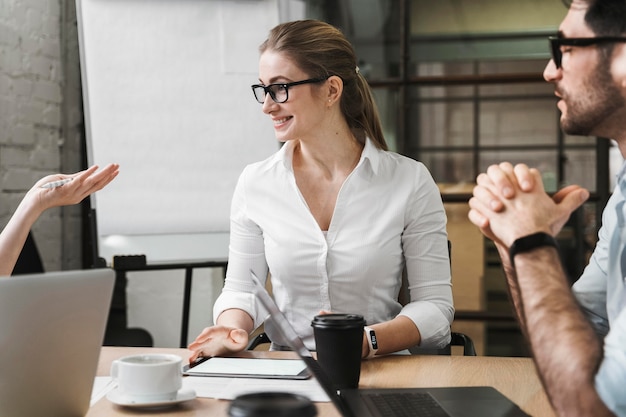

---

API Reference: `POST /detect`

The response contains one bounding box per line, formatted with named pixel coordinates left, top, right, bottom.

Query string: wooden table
left=88, top=347, right=555, bottom=417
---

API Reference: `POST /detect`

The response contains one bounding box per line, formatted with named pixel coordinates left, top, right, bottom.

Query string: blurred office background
left=1, top=0, right=623, bottom=353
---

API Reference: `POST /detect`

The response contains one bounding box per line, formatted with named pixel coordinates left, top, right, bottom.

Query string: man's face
left=543, top=1, right=626, bottom=137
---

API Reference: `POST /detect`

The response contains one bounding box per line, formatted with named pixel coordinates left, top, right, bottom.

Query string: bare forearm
left=362, top=315, right=421, bottom=358
left=494, top=243, right=528, bottom=333
left=0, top=198, right=44, bottom=276
left=216, top=308, right=255, bottom=334
left=514, top=248, right=613, bottom=416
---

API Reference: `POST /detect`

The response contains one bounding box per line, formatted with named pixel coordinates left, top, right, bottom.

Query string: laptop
left=249, top=271, right=531, bottom=417
left=0, top=269, right=115, bottom=417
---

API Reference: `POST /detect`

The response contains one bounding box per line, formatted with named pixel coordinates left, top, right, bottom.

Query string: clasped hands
left=468, top=162, right=589, bottom=251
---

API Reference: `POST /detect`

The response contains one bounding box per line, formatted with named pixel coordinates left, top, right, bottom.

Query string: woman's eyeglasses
left=549, top=35, right=626, bottom=69
left=251, top=76, right=329, bottom=104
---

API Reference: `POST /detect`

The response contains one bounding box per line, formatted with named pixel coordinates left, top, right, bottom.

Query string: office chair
left=407, top=331, right=476, bottom=356
left=247, top=331, right=272, bottom=350
left=450, top=332, right=477, bottom=356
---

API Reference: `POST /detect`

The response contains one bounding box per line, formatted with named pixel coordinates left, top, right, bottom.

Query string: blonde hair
left=260, top=20, right=388, bottom=150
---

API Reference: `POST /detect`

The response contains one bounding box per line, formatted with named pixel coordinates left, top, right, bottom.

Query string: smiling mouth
left=273, top=116, right=292, bottom=125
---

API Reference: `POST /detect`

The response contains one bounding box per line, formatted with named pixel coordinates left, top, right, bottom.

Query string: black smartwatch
left=509, top=232, right=558, bottom=268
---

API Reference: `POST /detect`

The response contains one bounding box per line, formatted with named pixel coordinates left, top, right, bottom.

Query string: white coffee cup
left=110, top=354, right=183, bottom=401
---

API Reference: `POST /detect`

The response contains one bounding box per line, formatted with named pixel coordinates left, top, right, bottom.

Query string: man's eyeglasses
left=549, top=35, right=626, bottom=69
left=251, top=76, right=329, bottom=104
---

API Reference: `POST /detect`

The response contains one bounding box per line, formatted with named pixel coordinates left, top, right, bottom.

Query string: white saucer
left=107, top=387, right=196, bottom=408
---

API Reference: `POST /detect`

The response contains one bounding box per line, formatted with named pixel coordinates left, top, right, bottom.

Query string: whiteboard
left=76, top=0, right=282, bottom=264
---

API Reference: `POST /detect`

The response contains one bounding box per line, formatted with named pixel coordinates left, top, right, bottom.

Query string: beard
left=559, top=58, right=625, bottom=136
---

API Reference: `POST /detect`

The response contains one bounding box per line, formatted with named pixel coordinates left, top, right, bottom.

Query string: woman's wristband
left=364, top=326, right=378, bottom=359
left=509, top=232, right=558, bottom=268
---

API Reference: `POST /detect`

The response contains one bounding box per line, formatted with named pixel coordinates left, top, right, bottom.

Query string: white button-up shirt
left=213, top=138, right=454, bottom=351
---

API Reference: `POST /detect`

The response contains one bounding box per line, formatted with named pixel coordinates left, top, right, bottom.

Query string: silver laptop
left=0, top=269, right=115, bottom=417
left=249, top=271, right=530, bottom=417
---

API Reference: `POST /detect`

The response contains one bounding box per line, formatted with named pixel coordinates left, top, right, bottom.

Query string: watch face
left=367, top=328, right=378, bottom=350
left=370, top=333, right=378, bottom=350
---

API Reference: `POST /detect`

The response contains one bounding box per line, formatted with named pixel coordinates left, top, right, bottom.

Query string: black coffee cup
left=311, top=313, right=366, bottom=390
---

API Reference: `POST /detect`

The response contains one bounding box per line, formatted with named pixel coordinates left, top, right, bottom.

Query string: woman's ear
left=326, top=75, right=343, bottom=106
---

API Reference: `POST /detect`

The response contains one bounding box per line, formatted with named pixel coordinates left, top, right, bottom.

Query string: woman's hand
left=187, top=325, right=249, bottom=363
left=30, top=163, right=120, bottom=211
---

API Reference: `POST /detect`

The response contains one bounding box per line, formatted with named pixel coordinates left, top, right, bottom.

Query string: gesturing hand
left=31, top=163, right=120, bottom=210
left=187, top=325, right=249, bottom=363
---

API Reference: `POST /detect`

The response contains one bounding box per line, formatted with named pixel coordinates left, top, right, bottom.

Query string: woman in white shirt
left=189, top=20, right=453, bottom=361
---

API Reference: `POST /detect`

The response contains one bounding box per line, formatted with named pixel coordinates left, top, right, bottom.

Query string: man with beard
left=468, top=1, right=626, bottom=416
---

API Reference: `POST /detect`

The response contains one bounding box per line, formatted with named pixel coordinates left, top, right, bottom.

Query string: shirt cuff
left=398, top=301, right=452, bottom=349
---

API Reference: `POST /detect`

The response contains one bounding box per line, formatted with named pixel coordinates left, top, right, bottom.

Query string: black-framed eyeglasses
left=549, top=35, right=626, bottom=69
left=251, top=76, right=329, bottom=104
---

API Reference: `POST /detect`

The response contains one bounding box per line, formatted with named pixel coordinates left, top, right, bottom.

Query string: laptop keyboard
left=362, top=392, right=451, bottom=417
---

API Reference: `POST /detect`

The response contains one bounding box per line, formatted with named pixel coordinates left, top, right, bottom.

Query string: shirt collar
left=359, top=137, right=380, bottom=175
left=617, top=160, right=626, bottom=197
left=278, top=137, right=381, bottom=175
left=279, top=141, right=294, bottom=172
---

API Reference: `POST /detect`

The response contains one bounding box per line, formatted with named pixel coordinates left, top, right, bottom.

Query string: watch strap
left=364, top=326, right=378, bottom=359
left=509, top=232, right=558, bottom=268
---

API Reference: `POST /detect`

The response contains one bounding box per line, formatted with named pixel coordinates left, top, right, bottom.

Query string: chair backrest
left=451, top=332, right=477, bottom=356
left=399, top=240, right=476, bottom=355
left=408, top=331, right=476, bottom=356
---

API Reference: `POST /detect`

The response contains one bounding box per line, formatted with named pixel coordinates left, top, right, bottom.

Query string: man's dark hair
left=562, top=0, right=626, bottom=36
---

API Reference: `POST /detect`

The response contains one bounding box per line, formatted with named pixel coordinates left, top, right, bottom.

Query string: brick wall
left=0, top=0, right=84, bottom=272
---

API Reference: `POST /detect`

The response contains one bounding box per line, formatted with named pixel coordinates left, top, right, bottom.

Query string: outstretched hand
left=0, top=163, right=120, bottom=277
left=187, top=325, right=249, bottom=363
left=30, top=163, right=120, bottom=211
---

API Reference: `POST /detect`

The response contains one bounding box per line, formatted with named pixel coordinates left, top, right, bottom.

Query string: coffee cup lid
left=228, top=392, right=317, bottom=417
left=311, top=313, right=365, bottom=329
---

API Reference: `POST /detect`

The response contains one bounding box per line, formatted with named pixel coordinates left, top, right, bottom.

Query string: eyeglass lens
left=252, top=77, right=329, bottom=104
left=253, top=85, right=288, bottom=104
left=548, top=36, right=626, bottom=69
left=549, top=38, right=562, bottom=68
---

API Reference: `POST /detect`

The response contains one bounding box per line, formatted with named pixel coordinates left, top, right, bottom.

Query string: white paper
left=182, top=375, right=330, bottom=402
left=91, top=376, right=117, bottom=406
